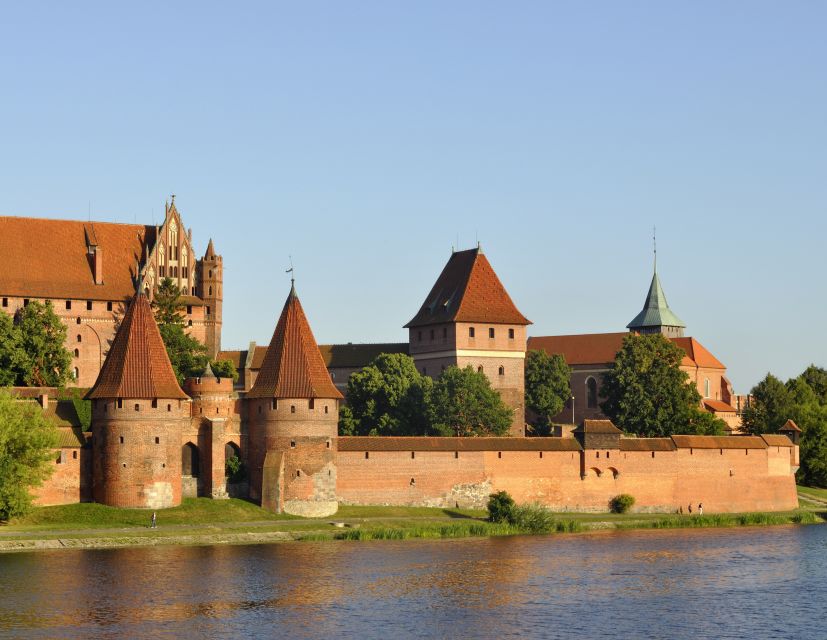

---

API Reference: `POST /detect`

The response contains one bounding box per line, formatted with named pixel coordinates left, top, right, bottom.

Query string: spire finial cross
left=286, top=256, right=295, bottom=289
left=653, top=225, right=657, bottom=273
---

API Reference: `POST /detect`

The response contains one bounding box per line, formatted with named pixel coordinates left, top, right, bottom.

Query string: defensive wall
left=336, top=434, right=799, bottom=513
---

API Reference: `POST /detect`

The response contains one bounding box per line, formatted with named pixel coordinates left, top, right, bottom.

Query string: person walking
left=698, top=503, right=703, bottom=516
left=688, top=503, right=693, bottom=515
left=151, top=511, right=157, bottom=529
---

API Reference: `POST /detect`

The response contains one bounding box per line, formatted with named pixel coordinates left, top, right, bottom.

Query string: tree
left=525, top=350, right=571, bottom=432
left=152, top=278, right=208, bottom=384
left=14, top=301, right=72, bottom=387
left=0, top=312, right=24, bottom=387
left=600, top=334, right=707, bottom=437
left=0, top=389, right=59, bottom=520
left=339, top=353, right=433, bottom=436
left=741, top=374, right=792, bottom=435
left=210, top=359, right=239, bottom=382
left=429, top=366, right=513, bottom=437
left=799, top=365, right=827, bottom=405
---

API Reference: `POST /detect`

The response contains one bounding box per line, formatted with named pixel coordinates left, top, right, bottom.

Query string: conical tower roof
left=86, top=292, right=188, bottom=399
left=626, top=270, right=685, bottom=331
left=247, top=284, right=343, bottom=400
left=204, top=238, right=216, bottom=258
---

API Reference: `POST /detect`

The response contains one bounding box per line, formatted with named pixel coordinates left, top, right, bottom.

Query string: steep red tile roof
left=779, top=419, right=801, bottom=433
left=86, top=292, right=188, bottom=399
left=527, top=333, right=726, bottom=370
left=671, top=435, right=767, bottom=449
left=338, top=436, right=582, bottom=452
left=761, top=434, right=795, bottom=447
left=574, top=419, right=622, bottom=434
left=247, top=285, right=343, bottom=400
left=405, top=248, right=530, bottom=328
left=702, top=399, right=737, bottom=413
left=0, top=217, right=154, bottom=300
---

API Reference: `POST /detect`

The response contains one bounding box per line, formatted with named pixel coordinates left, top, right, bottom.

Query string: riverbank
left=1, top=494, right=824, bottom=553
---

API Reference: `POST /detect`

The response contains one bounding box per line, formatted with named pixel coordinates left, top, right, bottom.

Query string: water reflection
left=0, top=525, right=824, bottom=639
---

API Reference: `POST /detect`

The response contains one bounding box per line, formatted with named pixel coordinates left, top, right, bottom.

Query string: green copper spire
left=627, top=235, right=685, bottom=336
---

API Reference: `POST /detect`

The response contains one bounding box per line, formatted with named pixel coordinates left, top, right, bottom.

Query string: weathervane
left=653, top=225, right=657, bottom=272
left=286, top=256, right=294, bottom=286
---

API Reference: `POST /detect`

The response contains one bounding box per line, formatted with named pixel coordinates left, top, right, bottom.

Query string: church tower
left=405, top=247, right=531, bottom=436
left=197, top=238, right=223, bottom=357
left=86, top=290, right=190, bottom=508
left=245, top=281, right=342, bottom=517
left=626, top=263, right=686, bottom=338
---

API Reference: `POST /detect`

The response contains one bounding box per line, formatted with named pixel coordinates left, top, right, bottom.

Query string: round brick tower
left=86, top=291, right=190, bottom=508
left=183, top=362, right=239, bottom=499
left=246, top=281, right=343, bottom=517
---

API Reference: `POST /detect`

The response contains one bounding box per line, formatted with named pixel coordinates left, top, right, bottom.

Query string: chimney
left=39, top=393, right=49, bottom=410
left=94, top=247, right=104, bottom=285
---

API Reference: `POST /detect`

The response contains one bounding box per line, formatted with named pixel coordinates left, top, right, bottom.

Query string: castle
left=2, top=204, right=796, bottom=515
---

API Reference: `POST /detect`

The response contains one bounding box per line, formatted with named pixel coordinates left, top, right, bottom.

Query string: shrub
left=225, top=455, right=246, bottom=483
left=487, top=491, right=516, bottom=523
left=510, top=503, right=556, bottom=534
left=609, top=494, right=635, bottom=514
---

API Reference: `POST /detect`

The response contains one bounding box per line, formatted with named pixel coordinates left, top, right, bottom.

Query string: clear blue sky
left=1, top=2, right=824, bottom=392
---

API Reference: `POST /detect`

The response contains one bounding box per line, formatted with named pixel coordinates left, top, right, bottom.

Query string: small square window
left=155, top=437, right=160, bottom=444
left=508, top=328, right=515, bottom=339
left=65, top=300, right=72, bottom=310
left=107, top=301, right=113, bottom=311
left=290, top=441, right=296, bottom=448
left=86, top=300, right=92, bottom=311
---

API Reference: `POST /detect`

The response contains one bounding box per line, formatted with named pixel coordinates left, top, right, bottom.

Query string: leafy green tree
left=799, top=365, right=827, bottom=405
left=686, top=408, right=727, bottom=436
left=0, top=312, right=24, bottom=386
left=339, top=353, right=433, bottom=436
left=797, top=403, right=827, bottom=487
left=600, top=334, right=707, bottom=437
left=14, top=301, right=72, bottom=387
left=152, top=278, right=208, bottom=384
left=741, top=374, right=792, bottom=435
left=525, top=350, right=571, bottom=432
left=429, top=366, right=513, bottom=437
left=210, top=359, right=239, bottom=382
left=0, top=389, right=59, bottom=520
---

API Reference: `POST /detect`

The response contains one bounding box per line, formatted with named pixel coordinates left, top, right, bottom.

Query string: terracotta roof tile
left=318, top=343, right=410, bottom=368
left=779, top=419, right=801, bottom=433
left=619, top=438, right=677, bottom=451
left=702, top=399, right=737, bottom=413
left=405, top=248, right=530, bottom=328
left=216, top=350, right=244, bottom=368
left=247, top=286, right=342, bottom=400
left=0, top=217, right=154, bottom=300
left=761, top=434, right=795, bottom=447
left=86, top=292, right=188, bottom=399
left=574, top=419, right=622, bottom=434
left=527, top=333, right=726, bottom=370
left=671, top=435, right=767, bottom=450
left=338, top=436, right=582, bottom=452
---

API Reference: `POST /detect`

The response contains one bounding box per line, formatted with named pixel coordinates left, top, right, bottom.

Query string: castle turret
left=405, top=247, right=531, bottom=436
left=626, top=263, right=686, bottom=338
left=245, top=281, right=342, bottom=517
left=86, top=291, right=190, bottom=508
left=197, top=238, right=223, bottom=357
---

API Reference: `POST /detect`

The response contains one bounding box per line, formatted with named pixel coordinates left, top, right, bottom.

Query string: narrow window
left=290, top=441, right=296, bottom=448
left=704, top=378, right=710, bottom=398
left=167, top=404, right=171, bottom=412
left=209, top=286, right=212, bottom=296
left=540, top=451, right=543, bottom=459
left=596, top=451, right=600, bottom=458
left=508, top=328, right=514, bottom=339
left=76, top=317, right=81, bottom=324
left=56, top=452, right=62, bottom=464
left=498, top=451, right=502, bottom=459
left=23, top=299, right=29, bottom=306
left=123, top=463, right=126, bottom=468
left=117, top=398, right=123, bottom=409
left=73, top=367, right=79, bottom=380
left=65, top=300, right=72, bottom=310
left=155, top=437, right=160, bottom=444
left=1, top=298, right=6, bottom=307
left=652, top=451, right=655, bottom=458
left=410, top=478, right=415, bottom=486
left=309, top=398, right=315, bottom=410
left=365, top=451, right=369, bottom=459
left=477, top=366, right=483, bottom=373
left=271, top=398, right=276, bottom=411
left=73, top=450, right=78, bottom=460
left=291, top=405, right=296, bottom=413
left=498, top=366, right=504, bottom=376
left=151, top=399, right=158, bottom=408
left=586, top=377, right=598, bottom=409
left=324, top=405, right=329, bottom=414
left=326, top=440, right=331, bottom=449
left=119, top=436, right=124, bottom=444
left=489, top=327, right=495, bottom=339
left=188, top=320, right=192, bottom=327
left=607, top=451, right=610, bottom=459
left=411, top=451, right=415, bottom=459
left=187, top=305, right=192, bottom=314
left=454, top=451, right=459, bottom=459
left=134, top=403, right=140, bottom=412
left=206, top=306, right=211, bottom=315
left=296, top=470, right=301, bottom=477
left=77, top=334, right=82, bottom=343
left=107, top=301, right=113, bottom=311
left=86, top=300, right=92, bottom=311
left=74, top=348, right=79, bottom=357
left=469, top=327, right=475, bottom=338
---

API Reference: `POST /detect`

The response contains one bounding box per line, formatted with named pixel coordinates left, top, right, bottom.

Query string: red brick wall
left=33, top=447, right=92, bottom=506
left=337, top=441, right=798, bottom=513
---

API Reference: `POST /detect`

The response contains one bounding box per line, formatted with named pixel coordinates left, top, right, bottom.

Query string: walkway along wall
left=336, top=434, right=799, bottom=513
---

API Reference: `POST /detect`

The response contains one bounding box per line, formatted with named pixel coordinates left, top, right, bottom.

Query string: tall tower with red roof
left=86, top=291, right=190, bottom=508
left=405, top=247, right=531, bottom=436
left=246, top=282, right=343, bottom=516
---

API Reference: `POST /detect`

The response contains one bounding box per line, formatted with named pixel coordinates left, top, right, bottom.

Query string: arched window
left=169, top=220, right=178, bottom=259
left=74, top=348, right=79, bottom=357
left=477, top=366, right=484, bottom=374
left=76, top=334, right=82, bottom=343
left=182, top=443, right=199, bottom=477
left=73, top=367, right=79, bottom=380
left=704, top=378, right=710, bottom=398
left=181, top=246, right=188, bottom=268
left=498, top=366, right=505, bottom=376
left=586, top=377, right=598, bottom=409
left=158, top=243, right=165, bottom=266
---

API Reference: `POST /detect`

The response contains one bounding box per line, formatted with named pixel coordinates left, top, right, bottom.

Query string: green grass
left=617, top=510, right=823, bottom=530
left=334, top=505, right=486, bottom=519
left=5, top=498, right=294, bottom=530
left=797, top=485, right=827, bottom=502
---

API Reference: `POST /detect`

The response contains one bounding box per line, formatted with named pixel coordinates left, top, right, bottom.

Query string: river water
left=0, top=525, right=824, bottom=639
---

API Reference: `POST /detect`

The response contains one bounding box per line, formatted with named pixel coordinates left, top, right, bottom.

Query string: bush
left=609, top=494, right=635, bottom=514
left=487, top=491, right=516, bottom=523
left=225, top=456, right=246, bottom=483
left=510, top=503, right=556, bottom=534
